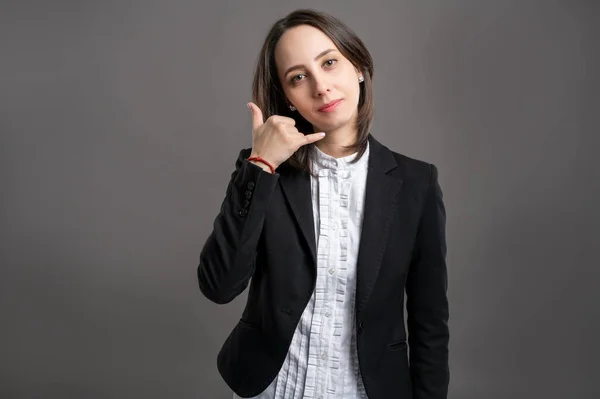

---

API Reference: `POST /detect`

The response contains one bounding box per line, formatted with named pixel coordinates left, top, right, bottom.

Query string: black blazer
left=197, top=134, right=449, bottom=399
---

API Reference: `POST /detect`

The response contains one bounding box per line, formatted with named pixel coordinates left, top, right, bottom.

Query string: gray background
left=1, top=0, right=598, bottom=398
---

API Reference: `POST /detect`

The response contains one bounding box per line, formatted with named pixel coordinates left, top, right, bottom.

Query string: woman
left=198, top=9, right=449, bottom=399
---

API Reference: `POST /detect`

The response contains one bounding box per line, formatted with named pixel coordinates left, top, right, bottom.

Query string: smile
left=318, top=99, right=343, bottom=112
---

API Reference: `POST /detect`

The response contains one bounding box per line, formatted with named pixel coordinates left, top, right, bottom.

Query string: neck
left=313, top=124, right=358, bottom=159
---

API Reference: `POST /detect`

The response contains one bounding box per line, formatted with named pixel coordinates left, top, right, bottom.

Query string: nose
left=311, top=72, right=331, bottom=97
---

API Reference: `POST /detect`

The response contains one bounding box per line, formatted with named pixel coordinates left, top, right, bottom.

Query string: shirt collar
left=310, top=140, right=370, bottom=171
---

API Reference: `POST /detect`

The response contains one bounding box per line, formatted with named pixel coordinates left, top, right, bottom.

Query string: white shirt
left=234, top=141, right=370, bottom=399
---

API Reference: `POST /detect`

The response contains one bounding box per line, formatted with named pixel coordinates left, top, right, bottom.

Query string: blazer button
left=245, top=190, right=252, bottom=199
left=238, top=208, right=248, bottom=217
left=357, top=322, right=364, bottom=335
left=247, top=181, right=255, bottom=190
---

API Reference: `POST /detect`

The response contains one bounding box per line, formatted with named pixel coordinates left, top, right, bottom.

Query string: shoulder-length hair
left=252, top=9, right=375, bottom=174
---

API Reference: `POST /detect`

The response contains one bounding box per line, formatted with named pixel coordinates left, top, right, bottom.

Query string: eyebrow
left=283, top=49, right=337, bottom=78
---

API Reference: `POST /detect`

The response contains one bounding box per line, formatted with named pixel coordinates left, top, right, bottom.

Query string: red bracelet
left=247, top=156, right=275, bottom=174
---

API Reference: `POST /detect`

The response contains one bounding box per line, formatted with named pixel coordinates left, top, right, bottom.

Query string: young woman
left=198, top=9, right=449, bottom=399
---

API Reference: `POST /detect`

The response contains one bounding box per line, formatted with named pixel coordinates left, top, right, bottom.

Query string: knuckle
left=274, top=115, right=295, bottom=125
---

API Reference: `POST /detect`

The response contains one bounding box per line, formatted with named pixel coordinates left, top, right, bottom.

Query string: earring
left=289, top=104, right=296, bottom=111
left=358, top=76, right=364, bottom=83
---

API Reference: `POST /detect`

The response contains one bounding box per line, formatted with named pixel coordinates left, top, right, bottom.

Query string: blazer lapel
left=278, top=134, right=403, bottom=318
left=355, top=135, right=403, bottom=318
left=278, top=166, right=317, bottom=268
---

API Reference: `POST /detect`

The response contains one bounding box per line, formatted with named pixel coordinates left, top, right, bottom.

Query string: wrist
left=247, top=155, right=276, bottom=174
left=249, top=160, right=272, bottom=173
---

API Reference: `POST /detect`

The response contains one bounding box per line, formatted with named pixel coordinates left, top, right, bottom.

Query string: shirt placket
left=304, top=167, right=333, bottom=399
left=330, top=172, right=351, bottom=396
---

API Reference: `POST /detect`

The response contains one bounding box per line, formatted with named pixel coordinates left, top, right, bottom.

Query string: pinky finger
left=301, top=132, right=326, bottom=146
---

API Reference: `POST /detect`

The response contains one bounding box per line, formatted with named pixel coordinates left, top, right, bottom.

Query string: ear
left=354, top=67, right=364, bottom=80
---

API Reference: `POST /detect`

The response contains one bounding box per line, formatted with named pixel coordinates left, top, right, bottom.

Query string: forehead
left=274, top=25, right=338, bottom=67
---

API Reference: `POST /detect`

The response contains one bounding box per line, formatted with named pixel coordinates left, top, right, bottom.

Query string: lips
left=318, top=99, right=343, bottom=112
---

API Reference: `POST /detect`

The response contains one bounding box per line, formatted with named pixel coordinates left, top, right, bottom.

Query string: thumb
left=247, top=102, right=264, bottom=131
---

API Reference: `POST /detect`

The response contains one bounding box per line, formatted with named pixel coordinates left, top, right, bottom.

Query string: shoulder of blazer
left=370, top=135, right=435, bottom=185
left=391, top=151, right=434, bottom=181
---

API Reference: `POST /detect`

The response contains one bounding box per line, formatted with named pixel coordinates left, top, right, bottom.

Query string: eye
left=324, top=59, right=337, bottom=67
left=290, top=74, right=305, bottom=83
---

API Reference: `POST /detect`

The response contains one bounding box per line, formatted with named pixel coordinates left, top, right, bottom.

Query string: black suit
left=198, top=134, right=449, bottom=399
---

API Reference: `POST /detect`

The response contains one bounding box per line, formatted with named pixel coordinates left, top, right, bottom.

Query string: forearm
left=197, top=149, right=279, bottom=304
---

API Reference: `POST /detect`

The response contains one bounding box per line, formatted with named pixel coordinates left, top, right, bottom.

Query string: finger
left=297, top=132, right=326, bottom=147
left=247, top=102, right=264, bottom=131
left=274, top=123, right=299, bottom=137
left=269, top=115, right=296, bottom=126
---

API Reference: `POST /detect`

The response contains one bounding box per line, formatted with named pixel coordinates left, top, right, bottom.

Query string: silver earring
left=289, top=105, right=296, bottom=111
left=358, top=76, right=364, bottom=83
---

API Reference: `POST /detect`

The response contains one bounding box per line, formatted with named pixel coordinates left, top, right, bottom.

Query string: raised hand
left=247, top=102, right=326, bottom=171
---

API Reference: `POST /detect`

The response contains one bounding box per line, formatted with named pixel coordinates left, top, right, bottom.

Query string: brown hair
left=251, top=9, right=375, bottom=175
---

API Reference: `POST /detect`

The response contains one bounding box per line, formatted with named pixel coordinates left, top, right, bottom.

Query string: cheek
left=348, top=77, right=361, bottom=99
left=352, top=83, right=363, bottom=107
left=342, top=81, right=361, bottom=109
left=288, top=89, right=309, bottom=107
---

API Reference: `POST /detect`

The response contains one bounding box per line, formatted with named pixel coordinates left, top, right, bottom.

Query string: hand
left=247, top=102, right=326, bottom=170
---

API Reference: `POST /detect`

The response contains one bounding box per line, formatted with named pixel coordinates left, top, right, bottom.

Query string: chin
left=315, top=121, right=349, bottom=134
left=320, top=115, right=354, bottom=131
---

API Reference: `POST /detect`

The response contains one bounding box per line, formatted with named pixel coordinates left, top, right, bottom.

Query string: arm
left=405, top=163, right=450, bottom=399
left=197, top=148, right=279, bottom=304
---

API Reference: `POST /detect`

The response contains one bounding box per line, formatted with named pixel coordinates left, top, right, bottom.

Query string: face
left=274, top=24, right=363, bottom=134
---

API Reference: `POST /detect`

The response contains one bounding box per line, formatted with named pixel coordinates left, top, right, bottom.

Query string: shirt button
left=321, top=352, right=328, bottom=360
left=328, top=268, right=335, bottom=275
left=325, top=309, right=331, bottom=317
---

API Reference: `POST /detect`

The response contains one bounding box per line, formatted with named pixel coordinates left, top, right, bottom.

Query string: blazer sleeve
left=197, top=148, right=279, bottom=304
left=405, top=163, right=450, bottom=399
